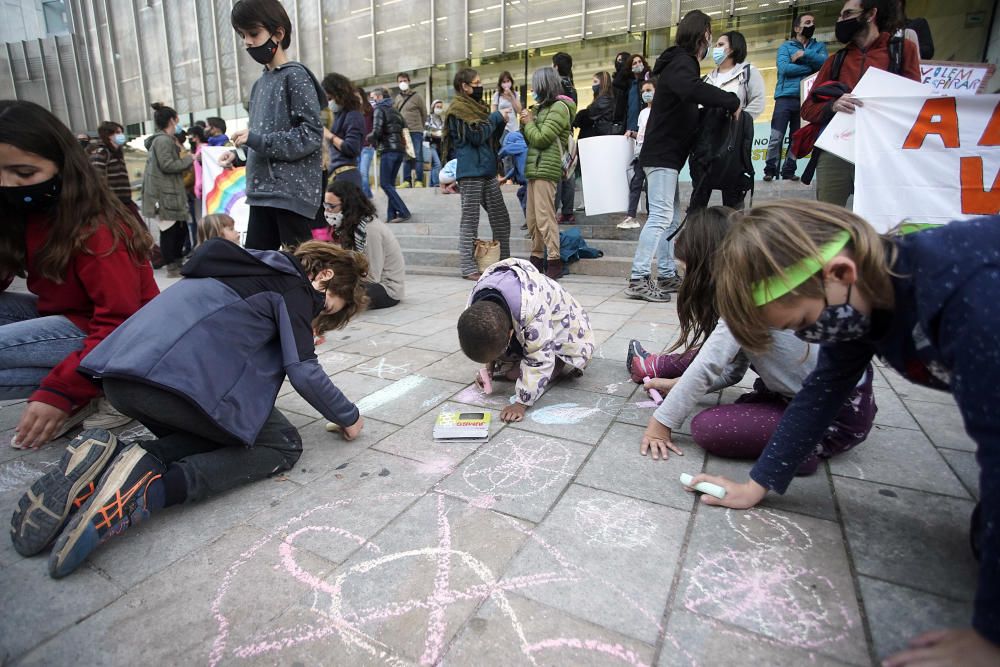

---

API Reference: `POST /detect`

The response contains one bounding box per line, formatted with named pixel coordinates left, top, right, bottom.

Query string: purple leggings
left=651, top=350, right=877, bottom=472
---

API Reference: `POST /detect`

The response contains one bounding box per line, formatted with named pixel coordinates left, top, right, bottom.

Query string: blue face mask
left=174, top=124, right=185, bottom=135
left=712, top=47, right=727, bottom=65
left=532, top=92, right=541, bottom=103
left=113, top=133, right=127, bottom=146
left=641, top=91, right=654, bottom=104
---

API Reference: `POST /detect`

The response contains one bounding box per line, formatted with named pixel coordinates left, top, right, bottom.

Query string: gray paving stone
left=509, top=385, right=625, bottom=445
left=909, top=399, right=976, bottom=452
left=631, top=303, right=681, bottom=324
left=834, top=476, right=978, bottom=600
left=0, top=558, right=123, bottom=662
left=317, top=349, right=372, bottom=376
left=316, top=322, right=394, bottom=352
left=615, top=320, right=681, bottom=347
left=702, top=454, right=837, bottom=522
left=337, top=330, right=424, bottom=355
left=573, top=293, right=608, bottom=307
left=940, top=448, right=980, bottom=500
left=355, top=375, right=466, bottom=426
left=446, top=593, right=657, bottom=666
left=436, top=431, right=590, bottom=522
left=388, top=316, right=454, bottom=337
left=660, top=610, right=855, bottom=667
left=586, top=311, right=628, bottom=331
left=285, top=417, right=400, bottom=485
left=615, top=389, right=718, bottom=435
left=503, top=484, right=689, bottom=645
left=591, top=300, right=645, bottom=316
left=596, top=334, right=655, bottom=363
left=420, top=350, right=483, bottom=383
left=408, top=326, right=463, bottom=353
left=351, top=346, right=447, bottom=380
left=357, top=305, right=432, bottom=327
left=829, top=425, right=968, bottom=498
left=372, top=400, right=509, bottom=469
left=276, top=370, right=393, bottom=419
left=675, top=506, right=869, bottom=666
left=858, top=576, right=972, bottom=661
left=576, top=421, right=703, bottom=512
left=870, top=385, right=920, bottom=430
left=883, top=370, right=956, bottom=405
left=561, top=357, right=636, bottom=398
left=451, top=380, right=519, bottom=412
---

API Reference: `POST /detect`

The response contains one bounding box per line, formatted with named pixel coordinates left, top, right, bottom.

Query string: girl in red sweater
left=0, top=100, right=158, bottom=449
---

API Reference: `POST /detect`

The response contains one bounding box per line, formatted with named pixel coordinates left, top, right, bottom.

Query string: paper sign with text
left=854, top=94, right=1000, bottom=232
left=919, top=61, right=995, bottom=96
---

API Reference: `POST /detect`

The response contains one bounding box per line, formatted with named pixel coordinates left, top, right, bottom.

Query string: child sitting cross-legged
left=458, top=258, right=595, bottom=423
left=626, top=207, right=877, bottom=473
left=10, top=239, right=369, bottom=578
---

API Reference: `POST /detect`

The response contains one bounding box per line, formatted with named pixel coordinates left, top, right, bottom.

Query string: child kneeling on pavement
left=10, top=239, right=369, bottom=578
left=458, top=258, right=595, bottom=422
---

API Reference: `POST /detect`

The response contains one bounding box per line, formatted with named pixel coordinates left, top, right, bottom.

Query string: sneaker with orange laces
left=48, top=443, right=165, bottom=578
left=10, top=429, right=120, bottom=556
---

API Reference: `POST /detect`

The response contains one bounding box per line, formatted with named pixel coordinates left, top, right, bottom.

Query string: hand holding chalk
left=477, top=368, right=493, bottom=395
left=642, top=376, right=663, bottom=405
left=680, top=473, right=727, bottom=499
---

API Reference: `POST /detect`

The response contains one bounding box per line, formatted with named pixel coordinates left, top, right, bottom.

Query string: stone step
left=389, top=219, right=644, bottom=242
left=402, top=248, right=632, bottom=278
left=397, top=233, right=638, bottom=257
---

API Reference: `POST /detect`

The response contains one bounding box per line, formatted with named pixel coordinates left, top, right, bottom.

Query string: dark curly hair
left=321, top=72, right=362, bottom=113
left=327, top=179, right=375, bottom=251
left=458, top=301, right=513, bottom=364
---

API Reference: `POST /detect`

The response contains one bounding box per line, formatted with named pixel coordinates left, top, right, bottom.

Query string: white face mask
left=325, top=211, right=343, bottom=229
left=433, top=107, right=443, bottom=115
left=398, top=81, right=410, bottom=92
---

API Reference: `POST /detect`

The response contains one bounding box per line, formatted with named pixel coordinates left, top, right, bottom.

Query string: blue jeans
left=0, top=292, right=86, bottom=399
left=629, top=167, right=681, bottom=280
left=358, top=146, right=375, bottom=198
left=380, top=150, right=411, bottom=220
left=404, top=131, right=424, bottom=185
left=765, top=97, right=801, bottom=178
left=428, top=145, right=442, bottom=187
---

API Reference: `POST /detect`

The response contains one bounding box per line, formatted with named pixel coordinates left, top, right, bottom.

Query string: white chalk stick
left=325, top=422, right=341, bottom=432
left=680, top=473, right=727, bottom=499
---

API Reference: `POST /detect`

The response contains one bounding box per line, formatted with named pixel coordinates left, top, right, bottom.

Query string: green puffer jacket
left=141, top=132, right=193, bottom=221
left=523, top=98, right=576, bottom=183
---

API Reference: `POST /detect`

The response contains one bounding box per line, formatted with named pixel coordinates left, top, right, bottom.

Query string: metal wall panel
left=322, top=0, right=375, bottom=80
left=585, top=0, right=630, bottom=40
left=468, top=0, right=501, bottom=58
left=374, top=0, right=432, bottom=75
left=0, top=43, right=16, bottom=99
left=434, top=0, right=467, bottom=64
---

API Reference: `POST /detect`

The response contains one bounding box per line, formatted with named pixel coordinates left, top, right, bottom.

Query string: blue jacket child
left=21, top=239, right=370, bottom=579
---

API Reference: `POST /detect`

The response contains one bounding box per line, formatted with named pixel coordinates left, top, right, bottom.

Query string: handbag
left=473, top=239, right=501, bottom=273
left=401, top=127, right=416, bottom=159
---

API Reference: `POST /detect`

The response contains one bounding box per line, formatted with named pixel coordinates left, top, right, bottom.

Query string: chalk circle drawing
left=573, top=497, right=657, bottom=550
left=461, top=434, right=573, bottom=498
left=357, top=357, right=413, bottom=380
left=682, top=508, right=853, bottom=652
left=208, top=488, right=693, bottom=667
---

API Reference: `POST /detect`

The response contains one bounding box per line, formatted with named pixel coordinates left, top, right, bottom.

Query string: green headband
left=751, top=230, right=851, bottom=306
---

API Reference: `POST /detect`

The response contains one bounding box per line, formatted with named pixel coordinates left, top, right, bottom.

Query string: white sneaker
left=617, top=217, right=640, bottom=230
left=10, top=400, right=97, bottom=449
left=82, top=398, right=133, bottom=430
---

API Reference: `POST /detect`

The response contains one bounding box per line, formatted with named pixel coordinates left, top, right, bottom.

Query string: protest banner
left=201, top=146, right=250, bottom=240
left=854, top=94, right=1000, bottom=232
left=919, top=61, right=995, bottom=96
left=578, top=135, right=634, bottom=215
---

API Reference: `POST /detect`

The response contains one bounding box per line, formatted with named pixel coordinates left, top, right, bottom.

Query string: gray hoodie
left=245, top=61, right=325, bottom=219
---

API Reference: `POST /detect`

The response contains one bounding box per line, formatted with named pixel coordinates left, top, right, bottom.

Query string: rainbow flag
left=205, top=167, right=246, bottom=215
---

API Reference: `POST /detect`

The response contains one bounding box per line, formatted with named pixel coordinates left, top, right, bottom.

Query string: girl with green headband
left=704, top=199, right=1000, bottom=666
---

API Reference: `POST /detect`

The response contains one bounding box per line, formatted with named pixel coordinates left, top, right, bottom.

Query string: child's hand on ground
left=231, top=129, right=249, bottom=147
left=643, top=377, right=678, bottom=394
left=13, top=402, right=69, bottom=449
left=686, top=474, right=767, bottom=509
left=883, top=628, right=1000, bottom=667
left=640, top=417, right=683, bottom=460
left=500, top=403, right=527, bottom=423
left=342, top=416, right=364, bottom=441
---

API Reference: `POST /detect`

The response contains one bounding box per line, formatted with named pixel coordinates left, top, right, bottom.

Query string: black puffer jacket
left=367, top=99, right=405, bottom=153
left=574, top=94, right=615, bottom=140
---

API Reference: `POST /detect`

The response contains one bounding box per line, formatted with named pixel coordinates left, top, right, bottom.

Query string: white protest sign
left=919, top=61, right=995, bottom=96
left=578, top=135, right=634, bottom=216
left=815, top=68, right=933, bottom=163
left=854, top=94, right=1000, bottom=232
left=200, top=146, right=250, bottom=237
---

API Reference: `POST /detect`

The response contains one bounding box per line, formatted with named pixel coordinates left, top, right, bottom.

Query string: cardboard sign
left=919, top=61, right=995, bottom=96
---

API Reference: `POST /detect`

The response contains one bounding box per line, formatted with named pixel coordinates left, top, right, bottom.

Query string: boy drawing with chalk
left=701, top=200, right=1000, bottom=666
left=11, top=239, right=369, bottom=578
left=458, top=258, right=595, bottom=422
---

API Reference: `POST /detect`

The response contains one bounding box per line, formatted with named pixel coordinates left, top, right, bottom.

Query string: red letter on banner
left=903, top=98, right=960, bottom=149
left=979, top=101, right=1000, bottom=146
left=960, top=157, right=1000, bottom=214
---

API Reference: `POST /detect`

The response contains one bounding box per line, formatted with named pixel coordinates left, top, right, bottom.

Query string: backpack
left=688, top=106, right=754, bottom=204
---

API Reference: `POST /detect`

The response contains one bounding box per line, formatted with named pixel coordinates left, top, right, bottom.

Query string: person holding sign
left=801, top=0, right=920, bottom=207
left=701, top=201, right=1000, bottom=667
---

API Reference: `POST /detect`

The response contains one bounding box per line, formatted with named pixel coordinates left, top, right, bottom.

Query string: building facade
left=0, top=0, right=994, bottom=134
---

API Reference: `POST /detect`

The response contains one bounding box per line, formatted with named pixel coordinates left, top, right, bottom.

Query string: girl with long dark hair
left=321, top=72, right=366, bottom=191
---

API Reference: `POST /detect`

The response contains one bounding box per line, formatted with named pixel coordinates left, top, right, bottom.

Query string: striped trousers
left=458, top=176, right=511, bottom=276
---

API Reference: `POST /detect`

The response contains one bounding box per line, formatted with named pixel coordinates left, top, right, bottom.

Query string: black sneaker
left=763, top=174, right=775, bottom=182
left=48, top=444, right=165, bottom=578
left=10, top=429, right=119, bottom=556
left=656, top=275, right=683, bottom=293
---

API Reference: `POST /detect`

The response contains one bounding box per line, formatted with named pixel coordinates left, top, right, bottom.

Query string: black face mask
left=470, top=86, right=484, bottom=102
left=0, top=174, right=61, bottom=212
left=835, top=15, right=866, bottom=44
left=801, top=25, right=816, bottom=39
left=246, top=38, right=278, bottom=65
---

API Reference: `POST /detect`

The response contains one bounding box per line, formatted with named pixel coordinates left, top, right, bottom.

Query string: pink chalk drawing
left=460, top=434, right=573, bottom=498
left=454, top=384, right=513, bottom=410
left=209, top=486, right=698, bottom=666
left=573, top=497, right=657, bottom=550
left=681, top=509, right=855, bottom=653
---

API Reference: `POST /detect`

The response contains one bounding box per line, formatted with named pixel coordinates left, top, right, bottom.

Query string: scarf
left=441, top=94, right=495, bottom=165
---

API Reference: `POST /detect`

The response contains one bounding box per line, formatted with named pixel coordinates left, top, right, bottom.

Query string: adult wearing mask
left=142, top=103, right=194, bottom=278
left=611, top=51, right=632, bottom=131
left=394, top=72, right=427, bottom=188
left=367, top=88, right=412, bottom=223
left=617, top=55, right=651, bottom=137
left=690, top=31, right=765, bottom=210
left=574, top=71, right=615, bottom=139
left=358, top=87, right=375, bottom=198
left=321, top=72, right=366, bottom=191
left=89, top=121, right=133, bottom=207
left=625, top=10, right=739, bottom=303
left=551, top=52, right=577, bottom=224
left=205, top=117, right=231, bottom=147
left=442, top=68, right=510, bottom=281
left=425, top=99, right=445, bottom=188
left=763, top=13, right=827, bottom=182
left=801, top=0, right=919, bottom=208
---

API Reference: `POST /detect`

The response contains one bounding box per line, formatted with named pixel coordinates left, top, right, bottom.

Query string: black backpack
left=688, top=106, right=755, bottom=202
